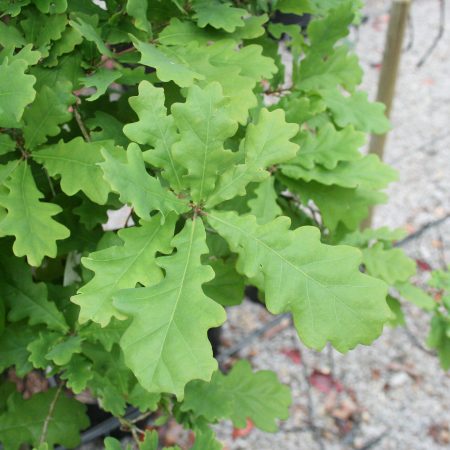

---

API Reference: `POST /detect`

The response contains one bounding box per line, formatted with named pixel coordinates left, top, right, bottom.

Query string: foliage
left=0, top=0, right=425, bottom=448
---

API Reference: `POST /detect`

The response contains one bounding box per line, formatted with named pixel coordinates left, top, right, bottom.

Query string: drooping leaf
left=113, top=218, right=226, bottom=398
left=34, top=138, right=118, bottom=205
left=0, top=58, right=36, bottom=128
left=0, top=162, right=70, bottom=266
left=0, top=388, right=89, bottom=450
left=206, top=108, right=298, bottom=207
left=72, top=214, right=176, bottom=326
left=100, top=143, right=189, bottom=221
left=123, top=81, right=184, bottom=191
left=208, top=211, right=389, bottom=351
left=171, top=83, right=238, bottom=201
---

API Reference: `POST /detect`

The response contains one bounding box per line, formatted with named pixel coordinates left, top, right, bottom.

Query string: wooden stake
left=363, top=0, right=411, bottom=228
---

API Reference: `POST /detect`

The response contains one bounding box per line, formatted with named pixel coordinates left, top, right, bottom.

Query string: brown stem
left=73, top=105, right=91, bottom=142
left=39, top=384, right=64, bottom=445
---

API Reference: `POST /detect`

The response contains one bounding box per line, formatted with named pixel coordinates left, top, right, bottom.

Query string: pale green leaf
left=132, top=38, right=204, bottom=87
left=320, top=88, right=391, bottom=134
left=247, top=177, right=282, bottom=224
left=206, top=108, right=298, bottom=207
left=100, top=143, right=190, bottom=221
left=113, top=218, right=226, bottom=398
left=72, top=214, right=176, bottom=326
left=0, top=162, right=70, bottom=266
left=193, top=0, right=246, bottom=32
left=208, top=211, right=389, bottom=351
left=123, top=81, right=184, bottom=191
left=34, top=137, right=117, bottom=204
left=0, top=58, right=36, bottom=128
left=395, top=282, right=436, bottom=312
left=171, top=83, right=237, bottom=201
left=182, top=360, right=291, bottom=432
left=362, top=243, right=416, bottom=284
left=281, top=154, right=398, bottom=189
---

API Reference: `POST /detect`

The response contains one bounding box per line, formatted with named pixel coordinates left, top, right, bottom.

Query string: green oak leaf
left=203, top=258, right=245, bottom=307
left=79, top=68, right=121, bottom=101
left=281, top=154, right=398, bottom=189
left=362, top=243, right=416, bottom=285
left=0, top=58, right=36, bottom=127
left=101, top=143, right=189, bottom=221
left=208, top=211, right=389, bottom=351
left=27, top=330, right=62, bottom=369
left=320, top=88, right=391, bottom=134
left=33, top=0, right=67, bottom=14
left=247, top=176, right=282, bottom=224
left=0, top=162, right=70, bottom=266
left=34, top=138, right=118, bottom=205
left=22, top=82, right=75, bottom=150
left=0, top=22, right=26, bottom=48
left=307, top=1, right=354, bottom=56
left=45, top=335, right=83, bottom=365
left=292, top=124, right=364, bottom=170
left=206, top=108, right=298, bottom=207
left=395, top=282, right=436, bottom=311
left=280, top=176, right=386, bottom=231
left=0, top=135, right=16, bottom=156
left=0, top=324, right=35, bottom=376
left=72, top=214, right=176, bottom=326
left=69, top=16, right=112, bottom=57
left=45, top=26, right=83, bottom=67
left=126, top=0, right=150, bottom=33
left=171, top=82, right=238, bottom=201
left=0, top=44, right=41, bottom=66
left=193, top=0, right=246, bottom=32
left=299, top=46, right=363, bottom=92
left=0, top=388, right=89, bottom=450
left=0, top=252, right=68, bottom=332
left=132, top=38, right=204, bottom=87
left=60, top=354, right=93, bottom=394
left=182, top=360, right=291, bottom=432
left=123, top=81, right=184, bottom=191
left=113, top=218, right=226, bottom=398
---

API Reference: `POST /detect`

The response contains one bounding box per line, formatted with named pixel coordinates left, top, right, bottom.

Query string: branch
left=39, top=384, right=64, bottom=445
left=417, top=0, right=446, bottom=67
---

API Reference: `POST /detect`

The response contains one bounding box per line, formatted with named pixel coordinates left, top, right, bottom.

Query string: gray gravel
left=217, top=1, right=450, bottom=449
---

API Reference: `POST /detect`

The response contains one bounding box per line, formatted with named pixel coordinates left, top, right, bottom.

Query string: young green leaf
left=72, top=214, right=176, bottom=326
left=123, top=81, right=184, bottom=191
left=113, top=218, right=226, bottom=398
left=0, top=162, right=70, bottom=266
left=100, top=143, right=190, bottom=221
left=193, top=0, right=246, bottom=32
left=0, top=58, right=36, bottom=127
left=208, top=211, right=390, bottom=351
left=171, top=82, right=238, bottom=201
left=35, top=138, right=118, bottom=205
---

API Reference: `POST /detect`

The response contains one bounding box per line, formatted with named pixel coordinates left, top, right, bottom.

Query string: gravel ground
left=217, top=1, right=450, bottom=449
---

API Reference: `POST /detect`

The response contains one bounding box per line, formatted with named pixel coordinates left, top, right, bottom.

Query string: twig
left=417, top=0, right=446, bottom=67
left=394, top=213, right=450, bottom=247
left=73, top=105, right=91, bottom=142
left=40, top=384, right=64, bottom=445
left=358, top=429, right=390, bottom=450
